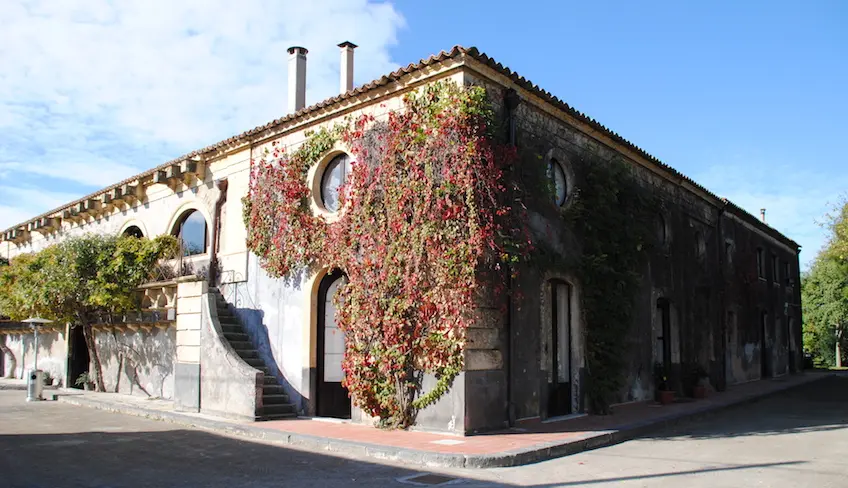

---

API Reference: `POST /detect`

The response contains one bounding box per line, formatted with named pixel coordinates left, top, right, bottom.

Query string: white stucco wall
left=2, top=329, right=66, bottom=384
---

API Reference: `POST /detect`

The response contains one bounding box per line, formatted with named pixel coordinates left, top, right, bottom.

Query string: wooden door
left=317, top=271, right=351, bottom=419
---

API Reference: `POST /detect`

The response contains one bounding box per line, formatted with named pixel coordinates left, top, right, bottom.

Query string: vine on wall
left=243, top=82, right=525, bottom=427
left=556, top=155, right=657, bottom=413
left=517, top=144, right=658, bottom=414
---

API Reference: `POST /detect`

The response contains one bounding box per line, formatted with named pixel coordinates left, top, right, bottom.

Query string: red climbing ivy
left=243, top=82, right=524, bottom=428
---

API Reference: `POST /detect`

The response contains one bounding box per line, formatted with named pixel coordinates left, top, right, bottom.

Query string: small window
left=695, top=231, right=706, bottom=259
left=657, top=214, right=669, bottom=246
left=123, top=226, right=144, bottom=239
left=724, top=239, right=734, bottom=265
left=756, top=248, right=765, bottom=279
left=783, top=261, right=790, bottom=286
left=320, top=153, right=351, bottom=213
left=771, top=254, right=778, bottom=283
left=547, top=158, right=568, bottom=207
left=174, top=210, right=208, bottom=256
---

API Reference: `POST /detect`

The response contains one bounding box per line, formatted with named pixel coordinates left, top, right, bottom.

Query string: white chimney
left=338, top=41, right=357, bottom=94
left=287, top=46, right=308, bottom=113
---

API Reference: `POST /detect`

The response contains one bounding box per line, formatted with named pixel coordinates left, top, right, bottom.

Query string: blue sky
left=1, top=1, right=845, bottom=267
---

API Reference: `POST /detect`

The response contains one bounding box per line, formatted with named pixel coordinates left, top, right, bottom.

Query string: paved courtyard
left=0, top=375, right=846, bottom=487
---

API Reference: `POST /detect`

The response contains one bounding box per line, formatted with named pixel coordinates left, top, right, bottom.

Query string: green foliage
left=824, top=196, right=848, bottom=264
left=244, top=82, right=523, bottom=428
left=529, top=154, right=657, bottom=414
left=802, top=256, right=848, bottom=367
left=75, top=372, right=91, bottom=386
left=0, top=234, right=178, bottom=323
left=0, top=233, right=178, bottom=391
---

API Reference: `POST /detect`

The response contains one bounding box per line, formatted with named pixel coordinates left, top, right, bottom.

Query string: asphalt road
left=1, top=375, right=846, bottom=488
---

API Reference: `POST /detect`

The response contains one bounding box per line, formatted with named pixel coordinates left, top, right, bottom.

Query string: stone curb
left=56, top=373, right=830, bottom=469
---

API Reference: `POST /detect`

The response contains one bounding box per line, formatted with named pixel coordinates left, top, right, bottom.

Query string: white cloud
left=0, top=0, right=405, bottom=228
left=0, top=185, right=84, bottom=229
left=693, top=160, right=848, bottom=269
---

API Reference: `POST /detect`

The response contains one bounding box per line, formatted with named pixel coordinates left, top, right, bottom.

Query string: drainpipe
left=208, top=179, right=229, bottom=287
left=503, top=88, right=520, bottom=426
left=717, top=201, right=728, bottom=391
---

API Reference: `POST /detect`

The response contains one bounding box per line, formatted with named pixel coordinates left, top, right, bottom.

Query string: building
left=0, top=45, right=802, bottom=433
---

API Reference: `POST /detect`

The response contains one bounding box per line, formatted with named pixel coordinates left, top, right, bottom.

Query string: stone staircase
left=212, top=290, right=297, bottom=421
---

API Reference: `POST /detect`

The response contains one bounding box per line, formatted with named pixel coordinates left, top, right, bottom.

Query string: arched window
left=320, top=153, right=351, bottom=213
left=695, top=231, right=706, bottom=259
left=656, top=214, right=668, bottom=246
left=122, top=226, right=144, bottom=239
left=547, top=158, right=568, bottom=207
left=173, top=210, right=207, bottom=256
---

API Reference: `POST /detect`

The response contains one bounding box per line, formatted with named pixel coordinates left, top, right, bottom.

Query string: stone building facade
left=0, top=46, right=801, bottom=434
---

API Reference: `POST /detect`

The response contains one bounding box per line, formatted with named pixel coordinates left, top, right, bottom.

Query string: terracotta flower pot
left=658, top=390, right=675, bottom=405
left=693, top=385, right=706, bottom=399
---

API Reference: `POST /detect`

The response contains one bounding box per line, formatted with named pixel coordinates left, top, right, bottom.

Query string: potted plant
left=75, top=372, right=94, bottom=391
left=686, top=363, right=709, bottom=399
left=653, top=362, right=674, bottom=405
left=42, top=371, right=53, bottom=387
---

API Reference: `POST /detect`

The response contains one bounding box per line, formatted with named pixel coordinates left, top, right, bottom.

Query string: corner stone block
left=177, top=344, right=201, bottom=364
left=176, top=312, right=202, bottom=331
left=472, top=308, right=505, bottom=329
left=177, top=297, right=202, bottom=315
left=465, top=350, right=503, bottom=371
left=467, top=328, right=500, bottom=350
left=177, top=279, right=208, bottom=299
left=176, top=329, right=201, bottom=347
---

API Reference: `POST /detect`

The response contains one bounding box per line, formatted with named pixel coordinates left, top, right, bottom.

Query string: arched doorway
left=316, top=270, right=351, bottom=419
left=548, top=280, right=573, bottom=417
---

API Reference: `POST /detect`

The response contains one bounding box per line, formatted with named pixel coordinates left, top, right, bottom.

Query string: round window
left=320, top=153, right=351, bottom=213
left=548, top=159, right=568, bottom=206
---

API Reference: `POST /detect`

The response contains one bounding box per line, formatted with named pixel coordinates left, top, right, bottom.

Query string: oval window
left=320, top=154, right=351, bottom=213
left=548, top=159, right=568, bottom=207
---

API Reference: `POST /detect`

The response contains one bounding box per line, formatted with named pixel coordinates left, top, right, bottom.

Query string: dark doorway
left=548, top=281, right=572, bottom=417
left=68, top=325, right=90, bottom=389
left=316, top=270, right=351, bottom=419
left=122, top=226, right=144, bottom=238
left=657, top=298, right=672, bottom=367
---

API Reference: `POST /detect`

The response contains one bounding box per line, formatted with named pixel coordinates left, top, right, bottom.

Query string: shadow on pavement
left=644, top=376, right=848, bottom=440
left=0, top=428, right=815, bottom=488
left=0, top=428, right=516, bottom=488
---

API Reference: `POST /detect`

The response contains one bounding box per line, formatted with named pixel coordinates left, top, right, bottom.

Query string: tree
left=0, top=234, right=177, bottom=390
left=802, top=255, right=848, bottom=368
left=824, top=196, right=848, bottom=264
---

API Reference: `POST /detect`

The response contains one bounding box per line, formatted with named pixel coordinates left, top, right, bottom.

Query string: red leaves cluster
left=243, top=83, right=521, bottom=427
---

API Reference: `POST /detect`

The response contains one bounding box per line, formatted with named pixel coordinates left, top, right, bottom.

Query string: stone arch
left=119, top=219, right=149, bottom=239
left=166, top=200, right=214, bottom=256
left=539, top=271, right=585, bottom=415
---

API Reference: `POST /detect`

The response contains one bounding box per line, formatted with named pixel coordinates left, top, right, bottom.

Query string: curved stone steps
left=212, top=290, right=297, bottom=421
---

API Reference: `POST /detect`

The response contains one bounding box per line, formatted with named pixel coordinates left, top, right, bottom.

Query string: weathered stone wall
left=1, top=329, right=66, bottom=383
left=96, top=326, right=175, bottom=399
left=199, top=291, right=263, bottom=421
left=464, top=67, right=802, bottom=428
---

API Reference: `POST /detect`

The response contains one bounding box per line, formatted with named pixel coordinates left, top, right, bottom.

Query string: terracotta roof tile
left=2, top=45, right=799, bottom=250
